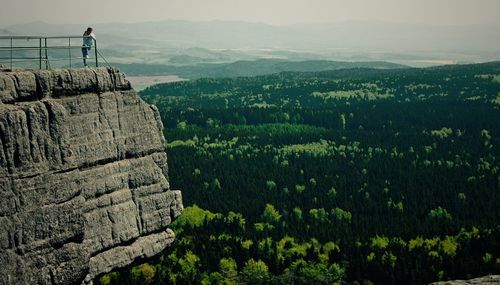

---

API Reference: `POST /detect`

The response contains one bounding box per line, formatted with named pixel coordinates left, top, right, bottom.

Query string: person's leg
left=82, top=47, right=88, bottom=66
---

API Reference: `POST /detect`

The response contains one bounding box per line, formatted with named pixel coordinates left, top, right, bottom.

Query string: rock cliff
left=0, top=68, right=183, bottom=284
left=430, top=275, right=500, bottom=285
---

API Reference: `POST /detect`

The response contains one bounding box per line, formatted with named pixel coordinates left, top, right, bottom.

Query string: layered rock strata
left=0, top=68, right=183, bottom=285
left=431, top=275, right=500, bottom=285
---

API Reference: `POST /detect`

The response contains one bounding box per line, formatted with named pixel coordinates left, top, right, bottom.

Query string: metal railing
left=0, top=36, right=98, bottom=69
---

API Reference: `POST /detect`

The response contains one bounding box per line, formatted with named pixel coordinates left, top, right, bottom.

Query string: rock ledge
left=0, top=68, right=183, bottom=285
left=431, top=275, right=500, bottom=285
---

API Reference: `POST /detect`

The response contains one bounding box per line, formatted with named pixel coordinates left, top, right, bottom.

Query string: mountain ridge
left=3, top=20, right=499, bottom=65
left=114, top=59, right=408, bottom=78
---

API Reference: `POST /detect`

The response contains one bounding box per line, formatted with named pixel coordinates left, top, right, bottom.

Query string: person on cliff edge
left=82, top=27, right=96, bottom=67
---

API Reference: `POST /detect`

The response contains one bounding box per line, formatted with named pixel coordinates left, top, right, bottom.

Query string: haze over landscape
left=2, top=0, right=500, bottom=26
left=1, top=0, right=499, bottom=67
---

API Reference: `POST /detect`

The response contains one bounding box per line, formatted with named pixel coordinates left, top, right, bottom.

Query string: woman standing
left=82, top=27, right=96, bottom=67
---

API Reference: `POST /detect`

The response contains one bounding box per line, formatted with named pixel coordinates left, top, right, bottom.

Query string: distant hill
left=115, top=59, right=407, bottom=78
left=3, top=20, right=499, bottom=66
left=5, top=20, right=500, bottom=53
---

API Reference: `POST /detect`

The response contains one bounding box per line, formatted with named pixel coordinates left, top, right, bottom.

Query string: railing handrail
left=0, top=35, right=98, bottom=69
left=0, top=35, right=94, bottom=40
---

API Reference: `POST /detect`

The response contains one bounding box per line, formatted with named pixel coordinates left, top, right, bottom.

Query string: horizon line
left=3, top=18, right=500, bottom=29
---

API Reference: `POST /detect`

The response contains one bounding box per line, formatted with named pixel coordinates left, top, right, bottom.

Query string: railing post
left=44, top=38, right=48, bottom=69
left=68, top=38, right=72, bottom=68
left=10, top=38, right=13, bottom=69
left=94, top=39, right=98, bottom=67
left=39, top=38, right=42, bottom=69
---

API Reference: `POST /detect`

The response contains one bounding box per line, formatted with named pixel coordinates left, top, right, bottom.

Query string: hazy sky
left=1, top=0, right=499, bottom=27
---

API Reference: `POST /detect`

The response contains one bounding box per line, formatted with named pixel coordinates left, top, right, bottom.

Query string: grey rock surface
left=0, top=67, right=183, bottom=285
left=431, top=275, right=500, bottom=285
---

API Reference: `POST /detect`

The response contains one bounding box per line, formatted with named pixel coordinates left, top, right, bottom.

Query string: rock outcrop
left=431, top=275, right=500, bottom=285
left=0, top=68, right=183, bottom=285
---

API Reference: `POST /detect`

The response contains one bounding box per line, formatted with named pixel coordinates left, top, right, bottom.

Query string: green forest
left=98, top=62, right=500, bottom=284
left=113, top=59, right=405, bottom=78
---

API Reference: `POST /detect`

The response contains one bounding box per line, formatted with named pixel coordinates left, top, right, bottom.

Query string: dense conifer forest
left=98, top=62, right=500, bottom=284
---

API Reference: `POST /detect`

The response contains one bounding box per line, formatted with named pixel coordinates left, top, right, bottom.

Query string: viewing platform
left=0, top=36, right=99, bottom=69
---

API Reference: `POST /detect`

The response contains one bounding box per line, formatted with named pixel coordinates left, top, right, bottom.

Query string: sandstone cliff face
left=0, top=68, right=183, bottom=285
left=430, top=275, right=500, bottom=285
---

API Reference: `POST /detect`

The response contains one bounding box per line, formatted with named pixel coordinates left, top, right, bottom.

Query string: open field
left=127, top=75, right=186, bottom=91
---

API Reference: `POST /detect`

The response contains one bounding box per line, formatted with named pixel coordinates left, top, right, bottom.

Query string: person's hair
left=86, top=27, right=93, bottom=33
